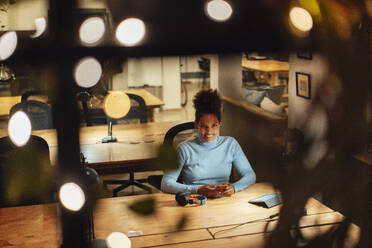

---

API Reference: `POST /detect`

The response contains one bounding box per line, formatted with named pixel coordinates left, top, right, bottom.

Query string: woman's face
left=196, top=114, right=220, bottom=142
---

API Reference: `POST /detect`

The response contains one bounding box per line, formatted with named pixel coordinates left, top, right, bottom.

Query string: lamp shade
left=103, top=91, right=131, bottom=119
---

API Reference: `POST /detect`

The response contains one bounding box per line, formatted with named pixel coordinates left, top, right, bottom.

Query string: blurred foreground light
left=289, top=7, right=313, bottom=33
left=103, top=91, right=131, bottom=119
left=205, top=0, right=233, bottom=22
left=115, top=18, right=145, bottom=46
left=79, top=17, right=106, bottom=46
left=107, top=232, right=131, bottom=248
left=59, top=182, right=85, bottom=211
left=0, top=31, right=17, bottom=61
left=74, top=57, right=102, bottom=88
left=30, top=17, right=47, bottom=38
left=8, top=111, right=31, bottom=147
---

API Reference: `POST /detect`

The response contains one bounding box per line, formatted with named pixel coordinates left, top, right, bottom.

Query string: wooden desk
left=0, top=89, right=164, bottom=122
left=0, top=121, right=180, bottom=174
left=0, top=183, right=360, bottom=248
left=242, top=58, right=289, bottom=86
left=242, top=58, right=289, bottom=72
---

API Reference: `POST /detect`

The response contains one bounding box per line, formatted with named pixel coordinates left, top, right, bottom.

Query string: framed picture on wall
left=296, top=72, right=311, bottom=99
left=297, top=51, right=312, bottom=60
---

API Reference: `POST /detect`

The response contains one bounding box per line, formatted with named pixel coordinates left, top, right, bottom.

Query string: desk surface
left=0, top=121, right=181, bottom=172
left=0, top=183, right=360, bottom=248
left=242, top=58, right=289, bottom=72
left=0, top=89, right=164, bottom=118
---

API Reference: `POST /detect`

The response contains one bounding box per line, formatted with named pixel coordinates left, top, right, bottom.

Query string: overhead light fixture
left=289, top=7, right=313, bottom=35
left=30, top=17, right=47, bottom=38
left=115, top=18, right=146, bottom=46
left=79, top=17, right=106, bottom=46
left=59, top=182, right=86, bottom=211
left=8, top=111, right=32, bottom=147
left=106, top=232, right=131, bottom=248
left=0, top=31, right=17, bottom=61
left=205, top=0, right=233, bottom=22
left=74, top=57, right=102, bottom=88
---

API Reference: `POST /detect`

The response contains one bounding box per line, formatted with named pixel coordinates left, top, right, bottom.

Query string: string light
left=0, top=31, right=17, bottom=61
left=115, top=18, right=146, bottom=46
left=79, top=17, right=106, bottom=46
left=59, top=182, right=85, bottom=211
left=8, top=111, right=32, bottom=147
left=205, top=0, right=233, bottom=22
left=30, top=17, right=47, bottom=38
left=106, top=232, right=131, bottom=248
left=289, top=7, right=313, bottom=34
left=74, top=57, right=102, bottom=88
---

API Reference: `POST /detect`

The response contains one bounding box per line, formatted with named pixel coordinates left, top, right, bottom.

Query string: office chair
left=78, top=92, right=147, bottom=126
left=9, top=100, right=54, bottom=130
left=77, top=91, right=108, bottom=126
left=147, top=121, right=196, bottom=190
left=0, top=135, right=55, bottom=207
left=21, top=90, right=49, bottom=103
left=102, top=93, right=150, bottom=197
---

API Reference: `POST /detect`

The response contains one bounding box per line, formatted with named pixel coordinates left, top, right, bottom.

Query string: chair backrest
left=0, top=135, right=54, bottom=207
left=119, top=93, right=147, bottom=124
left=9, top=100, right=53, bottom=130
left=78, top=92, right=147, bottom=126
left=163, top=121, right=196, bottom=146
left=21, top=90, right=48, bottom=103
left=77, top=91, right=108, bottom=126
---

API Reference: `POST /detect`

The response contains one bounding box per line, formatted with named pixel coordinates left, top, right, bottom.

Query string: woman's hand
left=197, top=184, right=221, bottom=198
left=197, top=182, right=235, bottom=198
left=216, top=182, right=235, bottom=196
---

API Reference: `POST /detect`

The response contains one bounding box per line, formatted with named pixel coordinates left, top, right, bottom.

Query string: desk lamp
left=102, top=91, right=131, bottom=143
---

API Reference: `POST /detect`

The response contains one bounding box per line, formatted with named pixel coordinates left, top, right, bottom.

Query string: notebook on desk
left=249, top=193, right=282, bottom=208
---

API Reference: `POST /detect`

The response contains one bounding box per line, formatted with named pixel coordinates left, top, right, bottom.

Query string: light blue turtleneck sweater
left=161, top=135, right=256, bottom=194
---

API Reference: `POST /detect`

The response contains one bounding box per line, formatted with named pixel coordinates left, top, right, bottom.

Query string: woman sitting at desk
left=161, top=89, right=256, bottom=197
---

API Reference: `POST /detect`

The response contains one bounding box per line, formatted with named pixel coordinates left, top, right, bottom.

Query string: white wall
left=218, top=53, right=242, bottom=97
left=209, top=54, right=219, bottom=90
left=162, top=56, right=181, bottom=109
left=7, top=0, right=48, bottom=31
left=288, top=52, right=328, bottom=130
left=288, top=53, right=332, bottom=168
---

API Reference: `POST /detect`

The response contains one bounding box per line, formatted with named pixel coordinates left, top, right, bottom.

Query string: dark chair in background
left=21, top=90, right=49, bottom=102
left=9, top=100, right=53, bottom=130
left=147, top=121, right=196, bottom=190
left=0, top=135, right=55, bottom=207
left=77, top=91, right=108, bottom=126
left=120, top=93, right=147, bottom=124
left=77, top=92, right=147, bottom=126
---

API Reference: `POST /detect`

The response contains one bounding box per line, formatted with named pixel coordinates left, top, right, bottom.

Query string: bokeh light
left=103, top=91, right=131, bottom=119
left=0, top=31, right=17, bottom=61
left=30, top=17, right=47, bottom=38
left=289, top=7, right=313, bottom=33
left=59, top=182, right=85, bottom=211
left=205, top=0, right=233, bottom=22
left=107, top=232, right=131, bottom=248
left=79, top=17, right=106, bottom=45
left=74, top=57, right=102, bottom=88
left=115, top=18, right=146, bottom=46
left=8, top=111, right=32, bottom=147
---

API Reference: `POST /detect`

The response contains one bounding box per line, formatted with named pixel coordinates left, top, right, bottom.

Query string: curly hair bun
left=193, top=89, right=221, bottom=122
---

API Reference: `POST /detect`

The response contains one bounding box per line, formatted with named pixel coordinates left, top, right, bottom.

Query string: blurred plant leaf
left=175, top=214, right=188, bottom=231
left=154, top=143, right=178, bottom=170
left=128, top=197, right=156, bottom=216
left=2, top=146, right=55, bottom=206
